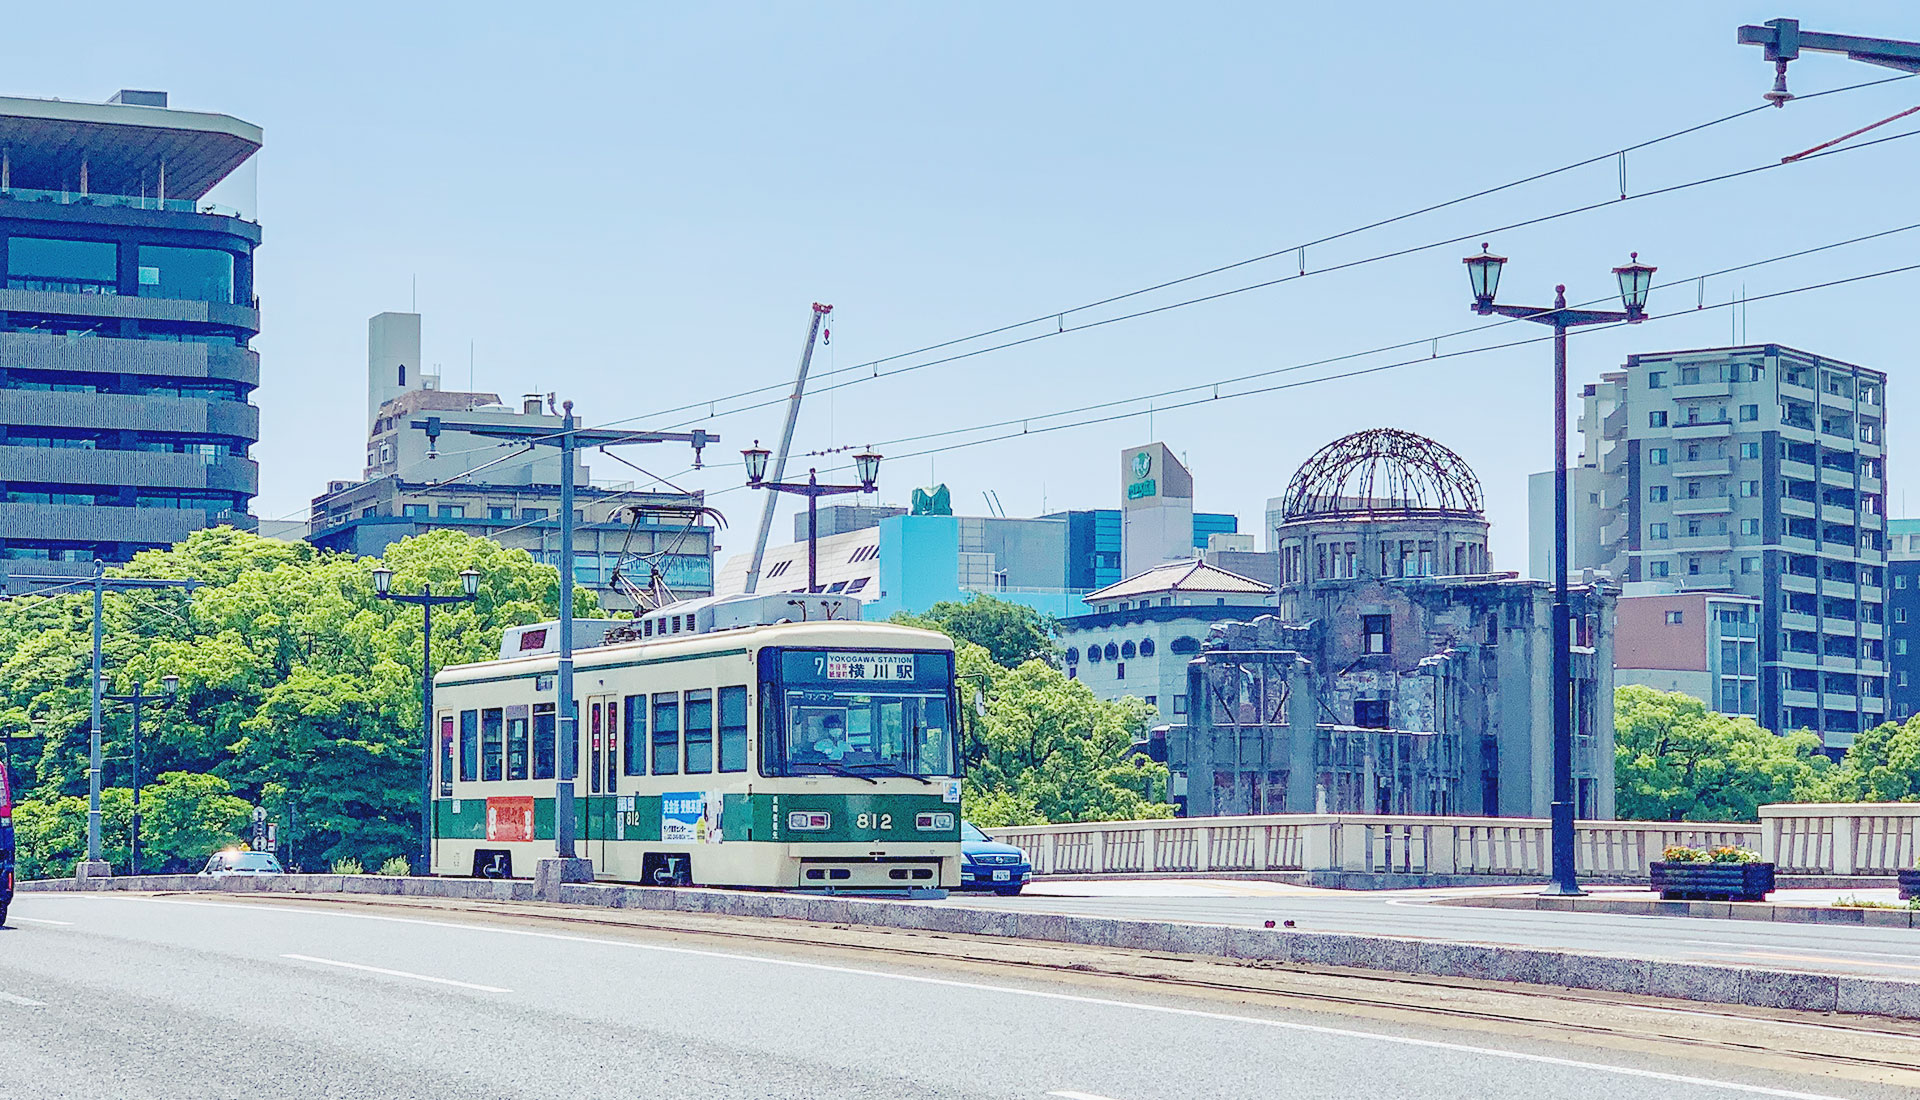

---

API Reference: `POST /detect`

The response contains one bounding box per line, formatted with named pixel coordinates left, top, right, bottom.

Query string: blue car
left=1, top=760, right=13, bottom=927
left=959, top=820, right=1032, bottom=896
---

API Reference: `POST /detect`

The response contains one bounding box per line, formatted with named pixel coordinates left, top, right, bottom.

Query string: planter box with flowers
left=1649, top=845, right=1775, bottom=902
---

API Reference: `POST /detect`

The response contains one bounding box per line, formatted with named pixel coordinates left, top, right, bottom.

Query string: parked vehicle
left=958, top=821, right=1031, bottom=896
left=198, top=850, right=284, bottom=879
left=1, top=761, right=13, bottom=926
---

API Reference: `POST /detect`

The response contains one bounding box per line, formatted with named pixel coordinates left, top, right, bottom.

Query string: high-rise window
left=1648, top=448, right=1668, bottom=465
left=1649, top=411, right=1668, bottom=427
left=137, top=245, right=235, bottom=304
left=1739, top=404, right=1760, bottom=421
left=7, top=237, right=118, bottom=294
left=1649, top=485, right=1668, bottom=502
left=1648, top=371, right=1666, bottom=388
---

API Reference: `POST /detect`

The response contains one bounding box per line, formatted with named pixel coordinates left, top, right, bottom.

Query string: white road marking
left=1681, top=939, right=1920, bottom=961
left=0, top=992, right=46, bottom=1007
left=10, top=917, right=74, bottom=926
left=77, top=896, right=1852, bottom=1099
left=280, top=953, right=510, bottom=993
left=1049, top=1092, right=1122, bottom=1100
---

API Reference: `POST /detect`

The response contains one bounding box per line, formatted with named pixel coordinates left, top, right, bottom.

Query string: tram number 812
left=857, top=813, right=893, bottom=831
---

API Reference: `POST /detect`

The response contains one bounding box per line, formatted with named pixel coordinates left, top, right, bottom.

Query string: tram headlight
left=787, top=811, right=831, bottom=831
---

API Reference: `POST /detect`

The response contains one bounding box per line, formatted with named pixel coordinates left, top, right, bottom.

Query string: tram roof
left=438, top=619, right=953, bottom=685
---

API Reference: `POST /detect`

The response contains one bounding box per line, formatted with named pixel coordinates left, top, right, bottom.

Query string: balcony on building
left=1670, top=495, right=1733, bottom=516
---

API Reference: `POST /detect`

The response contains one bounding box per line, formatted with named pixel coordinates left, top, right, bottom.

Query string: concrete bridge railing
left=987, top=814, right=1761, bottom=880
left=1762, top=803, right=1920, bottom=875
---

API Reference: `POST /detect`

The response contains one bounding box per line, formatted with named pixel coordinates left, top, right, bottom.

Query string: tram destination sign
left=824, top=653, right=916, bottom=682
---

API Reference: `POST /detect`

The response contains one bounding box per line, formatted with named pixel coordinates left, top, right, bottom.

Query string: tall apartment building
left=1887, top=518, right=1920, bottom=722
left=0, top=91, right=263, bottom=576
left=1569, top=344, right=1888, bottom=749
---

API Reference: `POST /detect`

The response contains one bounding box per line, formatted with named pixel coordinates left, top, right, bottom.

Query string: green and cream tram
left=429, top=594, right=964, bottom=891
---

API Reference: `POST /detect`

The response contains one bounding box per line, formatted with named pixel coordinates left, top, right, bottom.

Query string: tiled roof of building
left=1083, top=559, right=1273, bottom=603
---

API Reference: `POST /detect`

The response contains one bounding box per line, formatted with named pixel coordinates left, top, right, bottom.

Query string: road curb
left=23, top=872, right=1920, bottom=1019
left=1437, top=892, right=1920, bottom=929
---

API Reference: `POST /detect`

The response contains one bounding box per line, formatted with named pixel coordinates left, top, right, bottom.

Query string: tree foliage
left=893, top=595, right=1058, bottom=669
left=11, top=772, right=250, bottom=879
left=1826, top=716, right=1920, bottom=802
left=0, top=526, right=585, bottom=872
left=1613, top=686, right=1832, bottom=822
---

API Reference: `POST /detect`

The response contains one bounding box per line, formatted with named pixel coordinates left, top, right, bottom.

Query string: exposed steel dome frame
left=1280, top=428, right=1485, bottom=520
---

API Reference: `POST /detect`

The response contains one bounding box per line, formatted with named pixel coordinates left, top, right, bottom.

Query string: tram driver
left=798, top=712, right=853, bottom=763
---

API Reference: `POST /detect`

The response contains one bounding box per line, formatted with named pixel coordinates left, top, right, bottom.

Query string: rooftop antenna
left=411, top=274, right=416, bottom=313
left=469, top=339, right=475, bottom=393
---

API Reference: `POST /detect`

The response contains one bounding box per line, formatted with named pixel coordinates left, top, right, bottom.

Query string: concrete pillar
left=534, top=856, right=593, bottom=900
left=75, top=860, right=111, bottom=886
left=1141, top=828, right=1158, bottom=873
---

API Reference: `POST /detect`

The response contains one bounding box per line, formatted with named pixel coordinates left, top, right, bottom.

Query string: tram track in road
left=121, top=890, right=1920, bottom=1091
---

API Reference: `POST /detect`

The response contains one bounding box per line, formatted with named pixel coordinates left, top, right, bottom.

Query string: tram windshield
left=764, top=648, right=960, bottom=778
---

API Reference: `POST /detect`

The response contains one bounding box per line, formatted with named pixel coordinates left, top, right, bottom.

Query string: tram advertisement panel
left=662, top=791, right=723, bottom=843
left=486, top=796, right=535, bottom=842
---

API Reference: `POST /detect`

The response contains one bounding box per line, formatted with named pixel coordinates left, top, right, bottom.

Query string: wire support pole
left=374, top=581, right=476, bottom=874
left=12, top=560, right=197, bottom=870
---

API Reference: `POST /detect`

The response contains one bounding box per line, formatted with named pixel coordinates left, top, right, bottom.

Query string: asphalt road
left=941, top=882, right=1920, bottom=979
left=1, top=892, right=1909, bottom=1100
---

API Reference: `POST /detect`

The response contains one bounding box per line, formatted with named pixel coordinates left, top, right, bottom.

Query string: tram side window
left=652, top=692, right=680, bottom=774
left=506, top=708, right=529, bottom=780
left=439, top=715, right=455, bottom=795
left=459, top=710, right=479, bottom=782
left=481, top=708, right=504, bottom=782
left=685, top=689, right=714, bottom=774
left=719, top=686, right=748, bottom=773
left=623, top=694, right=646, bottom=776
left=532, top=703, right=557, bottom=780
left=588, top=701, right=603, bottom=794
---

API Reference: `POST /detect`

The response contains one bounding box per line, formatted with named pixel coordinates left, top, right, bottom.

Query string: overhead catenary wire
left=265, top=73, right=1919, bottom=526
left=627, top=118, right=1920, bottom=440
left=770, top=255, right=1920, bottom=482
left=587, top=72, right=1916, bottom=433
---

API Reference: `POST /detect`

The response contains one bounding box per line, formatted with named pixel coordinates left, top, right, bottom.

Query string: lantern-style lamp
left=1463, top=243, right=1507, bottom=314
left=371, top=565, right=394, bottom=596
left=459, top=568, right=481, bottom=598
left=742, top=441, right=771, bottom=485
left=161, top=674, right=180, bottom=697
left=1613, top=252, right=1656, bottom=322
left=854, top=449, right=882, bottom=491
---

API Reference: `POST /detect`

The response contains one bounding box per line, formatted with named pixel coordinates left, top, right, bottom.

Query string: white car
left=198, top=851, right=284, bottom=879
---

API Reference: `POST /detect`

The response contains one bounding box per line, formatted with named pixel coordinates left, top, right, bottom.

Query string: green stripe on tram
left=434, top=791, right=962, bottom=844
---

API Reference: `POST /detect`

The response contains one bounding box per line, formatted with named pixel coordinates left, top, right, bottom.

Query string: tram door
left=586, top=694, right=620, bottom=867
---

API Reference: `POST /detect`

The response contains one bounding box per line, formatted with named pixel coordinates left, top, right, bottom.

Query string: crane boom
left=743, top=302, right=832, bottom=594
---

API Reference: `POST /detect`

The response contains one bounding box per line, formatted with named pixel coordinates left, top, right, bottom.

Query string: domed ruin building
left=1167, top=428, right=1617, bottom=820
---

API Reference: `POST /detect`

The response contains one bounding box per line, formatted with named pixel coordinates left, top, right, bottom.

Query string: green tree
left=1826, top=716, right=1920, bottom=802
left=1613, top=685, right=1832, bottom=822
left=137, top=771, right=252, bottom=871
left=893, top=595, right=1057, bottom=669
left=0, top=526, right=588, bottom=870
left=958, top=643, right=1173, bottom=826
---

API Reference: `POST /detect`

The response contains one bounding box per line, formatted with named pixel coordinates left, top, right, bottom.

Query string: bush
left=330, top=857, right=365, bottom=875
left=1661, top=845, right=1706, bottom=863
left=377, top=856, right=410, bottom=877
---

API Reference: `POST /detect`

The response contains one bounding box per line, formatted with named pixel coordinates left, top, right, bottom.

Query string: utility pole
left=371, top=566, right=479, bottom=875
left=11, top=561, right=197, bottom=878
left=409, top=407, right=713, bottom=885
left=744, top=303, right=832, bottom=595
left=102, top=676, right=177, bottom=875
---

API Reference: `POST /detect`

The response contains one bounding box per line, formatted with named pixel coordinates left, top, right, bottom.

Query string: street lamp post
left=1461, top=245, right=1655, bottom=898
left=742, top=443, right=882, bottom=593
left=372, top=565, right=481, bottom=875
left=103, top=675, right=178, bottom=876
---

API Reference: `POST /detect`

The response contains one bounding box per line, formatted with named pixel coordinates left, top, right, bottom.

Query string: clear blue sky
left=11, top=2, right=1918, bottom=570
